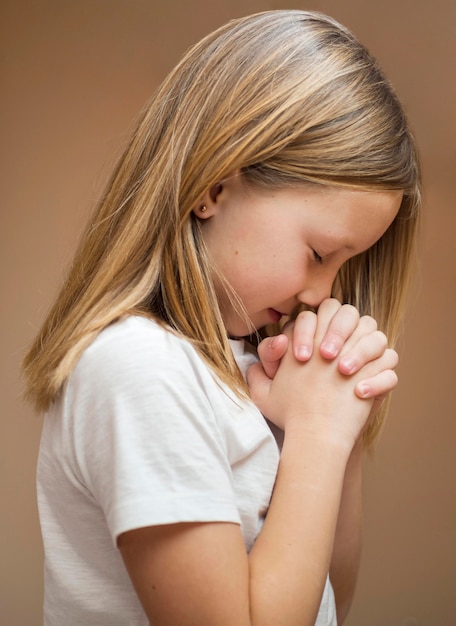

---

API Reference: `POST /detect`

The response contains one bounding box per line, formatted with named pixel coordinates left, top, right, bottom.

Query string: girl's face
left=197, top=173, right=402, bottom=337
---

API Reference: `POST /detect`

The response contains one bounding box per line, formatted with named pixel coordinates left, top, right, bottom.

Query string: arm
left=329, top=439, right=363, bottom=624
left=255, top=304, right=397, bottom=623
left=118, top=300, right=396, bottom=625
left=119, top=432, right=351, bottom=626
left=119, top=421, right=353, bottom=626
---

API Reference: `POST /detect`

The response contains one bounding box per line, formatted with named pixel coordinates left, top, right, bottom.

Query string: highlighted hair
left=23, top=10, right=421, bottom=446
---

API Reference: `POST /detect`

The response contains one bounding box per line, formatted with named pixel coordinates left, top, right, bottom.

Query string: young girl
left=23, top=10, right=420, bottom=626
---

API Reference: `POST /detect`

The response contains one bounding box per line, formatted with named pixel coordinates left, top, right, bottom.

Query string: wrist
left=281, top=429, right=354, bottom=478
left=283, top=420, right=356, bottom=462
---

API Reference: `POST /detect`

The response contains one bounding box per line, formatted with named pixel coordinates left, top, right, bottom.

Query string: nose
left=297, top=280, right=333, bottom=310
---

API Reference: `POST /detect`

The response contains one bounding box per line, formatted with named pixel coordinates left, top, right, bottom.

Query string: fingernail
left=322, top=342, right=337, bottom=357
left=341, top=358, right=356, bottom=374
left=358, top=383, right=370, bottom=397
left=297, top=345, right=311, bottom=359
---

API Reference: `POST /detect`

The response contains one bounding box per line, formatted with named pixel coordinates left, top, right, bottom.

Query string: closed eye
left=312, top=249, right=323, bottom=264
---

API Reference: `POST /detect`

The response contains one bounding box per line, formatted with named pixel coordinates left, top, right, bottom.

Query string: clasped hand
left=248, top=299, right=398, bottom=448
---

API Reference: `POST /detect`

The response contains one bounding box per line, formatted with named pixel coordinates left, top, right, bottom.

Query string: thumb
left=257, top=333, right=288, bottom=379
left=246, top=361, right=272, bottom=410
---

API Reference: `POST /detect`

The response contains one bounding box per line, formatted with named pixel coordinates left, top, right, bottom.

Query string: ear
left=191, top=182, right=223, bottom=219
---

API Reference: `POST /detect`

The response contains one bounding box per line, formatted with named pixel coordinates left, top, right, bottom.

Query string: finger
left=335, top=314, right=378, bottom=360
left=341, top=314, right=378, bottom=342
left=318, top=302, right=360, bottom=360
left=354, top=347, right=399, bottom=379
left=338, top=330, right=390, bottom=375
left=246, top=361, right=273, bottom=411
left=355, top=369, right=399, bottom=399
left=313, top=298, right=343, bottom=345
left=290, top=310, right=318, bottom=361
left=256, top=333, right=288, bottom=379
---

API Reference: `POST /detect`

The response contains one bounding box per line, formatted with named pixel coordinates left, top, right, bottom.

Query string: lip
left=268, top=308, right=285, bottom=323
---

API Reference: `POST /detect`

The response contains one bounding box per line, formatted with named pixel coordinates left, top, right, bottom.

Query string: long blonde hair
left=23, top=10, right=421, bottom=445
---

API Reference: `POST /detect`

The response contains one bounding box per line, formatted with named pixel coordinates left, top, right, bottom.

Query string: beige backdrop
left=1, top=1, right=455, bottom=624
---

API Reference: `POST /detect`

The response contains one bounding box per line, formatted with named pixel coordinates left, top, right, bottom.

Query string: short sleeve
left=66, top=318, right=242, bottom=543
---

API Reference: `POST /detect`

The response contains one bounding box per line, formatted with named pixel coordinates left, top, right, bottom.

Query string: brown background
left=1, top=1, right=455, bottom=624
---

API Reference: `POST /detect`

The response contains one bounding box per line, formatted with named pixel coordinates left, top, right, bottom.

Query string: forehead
left=307, top=187, right=402, bottom=249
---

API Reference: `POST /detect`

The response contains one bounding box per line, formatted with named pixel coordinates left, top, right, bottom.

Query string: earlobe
left=191, top=181, right=224, bottom=219
left=192, top=202, right=213, bottom=219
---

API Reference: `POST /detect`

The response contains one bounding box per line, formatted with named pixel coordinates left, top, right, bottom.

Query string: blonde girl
left=23, top=10, right=420, bottom=626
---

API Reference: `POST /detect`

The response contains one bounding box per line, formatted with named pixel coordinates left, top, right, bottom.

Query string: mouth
left=268, top=308, right=285, bottom=323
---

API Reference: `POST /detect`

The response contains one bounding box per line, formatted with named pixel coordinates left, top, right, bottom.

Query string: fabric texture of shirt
left=37, top=315, right=336, bottom=625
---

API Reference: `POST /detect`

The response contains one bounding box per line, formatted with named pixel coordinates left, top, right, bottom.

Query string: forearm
left=119, top=430, right=353, bottom=626
left=329, top=439, right=364, bottom=624
left=249, top=430, right=352, bottom=626
left=118, top=302, right=396, bottom=625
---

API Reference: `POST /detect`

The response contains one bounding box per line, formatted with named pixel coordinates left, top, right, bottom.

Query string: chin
left=225, top=317, right=257, bottom=339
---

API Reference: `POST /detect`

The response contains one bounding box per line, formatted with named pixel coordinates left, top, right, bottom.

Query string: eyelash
left=312, top=249, right=323, bottom=264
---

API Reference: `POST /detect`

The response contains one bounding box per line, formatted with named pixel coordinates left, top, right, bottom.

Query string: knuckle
left=327, top=305, right=359, bottom=339
left=375, top=330, right=388, bottom=348
left=372, top=370, right=398, bottom=395
left=295, top=309, right=316, bottom=323
left=318, top=298, right=341, bottom=314
left=360, top=315, right=378, bottom=331
left=341, top=303, right=359, bottom=319
left=388, top=370, right=399, bottom=387
left=329, top=327, right=347, bottom=340
left=385, top=348, right=399, bottom=367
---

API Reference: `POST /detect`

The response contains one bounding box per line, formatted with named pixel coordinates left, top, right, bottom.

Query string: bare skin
left=119, top=299, right=398, bottom=625
left=254, top=301, right=396, bottom=622
left=119, top=169, right=402, bottom=625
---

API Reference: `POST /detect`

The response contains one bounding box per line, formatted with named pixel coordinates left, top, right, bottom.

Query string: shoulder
left=65, top=316, right=219, bottom=414
left=74, top=316, right=205, bottom=385
left=63, top=315, right=226, bottom=442
left=84, top=315, right=191, bottom=358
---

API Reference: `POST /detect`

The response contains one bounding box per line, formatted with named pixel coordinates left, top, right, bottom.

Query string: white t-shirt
left=37, top=316, right=336, bottom=625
